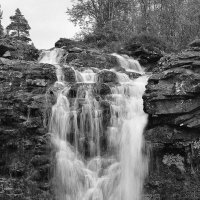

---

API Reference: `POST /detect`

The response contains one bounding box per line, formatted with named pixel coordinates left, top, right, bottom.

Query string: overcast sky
left=1, top=0, right=79, bottom=49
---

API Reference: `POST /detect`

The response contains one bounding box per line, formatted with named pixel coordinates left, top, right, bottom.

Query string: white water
left=40, top=49, right=148, bottom=200
left=74, top=69, right=97, bottom=83
left=112, top=53, right=144, bottom=73
left=79, top=69, right=97, bottom=83
left=39, top=48, right=66, bottom=83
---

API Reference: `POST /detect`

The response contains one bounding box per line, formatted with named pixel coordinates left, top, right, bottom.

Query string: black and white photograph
left=0, top=0, right=200, bottom=199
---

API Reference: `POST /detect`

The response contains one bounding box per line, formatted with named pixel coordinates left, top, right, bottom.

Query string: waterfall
left=79, top=69, right=97, bottom=83
left=112, top=53, right=144, bottom=73
left=40, top=49, right=148, bottom=200
left=39, top=48, right=66, bottom=83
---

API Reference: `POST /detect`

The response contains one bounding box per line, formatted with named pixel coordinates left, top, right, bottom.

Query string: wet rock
left=97, top=70, right=118, bottom=83
left=46, top=87, right=59, bottom=106
left=94, top=83, right=111, bottom=96
left=100, top=100, right=111, bottom=129
left=126, top=71, right=141, bottom=79
left=62, top=66, right=76, bottom=82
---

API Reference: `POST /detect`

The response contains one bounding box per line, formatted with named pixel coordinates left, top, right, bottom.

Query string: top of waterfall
left=38, top=48, right=66, bottom=65
left=112, top=53, right=144, bottom=74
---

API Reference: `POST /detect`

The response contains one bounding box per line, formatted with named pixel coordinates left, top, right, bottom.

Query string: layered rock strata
left=143, top=46, right=200, bottom=200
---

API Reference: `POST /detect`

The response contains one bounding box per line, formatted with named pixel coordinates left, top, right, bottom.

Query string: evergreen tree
left=0, top=5, right=4, bottom=37
left=6, top=8, right=31, bottom=42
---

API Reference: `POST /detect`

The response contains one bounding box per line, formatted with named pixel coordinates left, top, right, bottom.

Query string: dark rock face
left=55, top=38, right=121, bottom=71
left=119, top=43, right=163, bottom=71
left=97, top=70, right=118, bottom=83
left=154, top=49, right=200, bottom=73
left=66, top=49, right=119, bottom=70
left=143, top=47, right=200, bottom=200
left=0, top=37, right=39, bottom=61
left=55, top=38, right=79, bottom=49
left=0, top=59, right=56, bottom=199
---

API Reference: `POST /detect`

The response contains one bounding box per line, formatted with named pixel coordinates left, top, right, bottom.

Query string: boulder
left=62, top=66, right=76, bottom=82
left=97, top=70, right=118, bottom=83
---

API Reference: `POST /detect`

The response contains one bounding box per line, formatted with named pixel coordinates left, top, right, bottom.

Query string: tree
left=68, top=0, right=200, bottom=50
left=6, top=8, right=31, bottom=42
left=0, top=5, right=4, bottom=37
left=67, top=0, right=135, bottom=42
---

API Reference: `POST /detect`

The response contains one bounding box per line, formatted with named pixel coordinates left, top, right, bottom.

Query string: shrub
left=83, top=23, right=121, bottom=48
left=126, top=32, right=169, bottom=51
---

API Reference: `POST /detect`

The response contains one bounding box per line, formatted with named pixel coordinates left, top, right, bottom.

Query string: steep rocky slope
left=0, top=38, right=140, bottom=199
left=143, top=44, right=200, bottom=200
left=0, top=42, right=56, bottom=199
left=1, top=36, right=200, bottom=200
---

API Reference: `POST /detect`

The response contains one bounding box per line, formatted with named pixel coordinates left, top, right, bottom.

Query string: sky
left=1, top=0, right=80, bottom=49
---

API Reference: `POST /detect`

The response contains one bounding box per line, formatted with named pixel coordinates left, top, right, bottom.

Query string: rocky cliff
left=0, top=49, right=56, bottom=199
left=1, top=37, right=200, bottom=200
left=0, top=38, right=126, bottom=199
left=143, top=44, right=200, bottom=200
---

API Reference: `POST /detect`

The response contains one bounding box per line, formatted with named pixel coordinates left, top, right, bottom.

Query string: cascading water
left=40, top=49, right=148, bottom=200
left=112, top=53, right=144, bottom=73
left=39, top=48, right=66, bottom=83
left=79, top=69, right=97, bottom=83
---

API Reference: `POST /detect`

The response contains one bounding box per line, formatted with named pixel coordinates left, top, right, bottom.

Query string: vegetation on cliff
left=6, top=8, right=31, bottom=43
left=67, top=0, right=200, bottom=51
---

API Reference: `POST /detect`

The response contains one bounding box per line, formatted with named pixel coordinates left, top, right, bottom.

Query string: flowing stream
left=39, top=48, right=148, bottom=200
